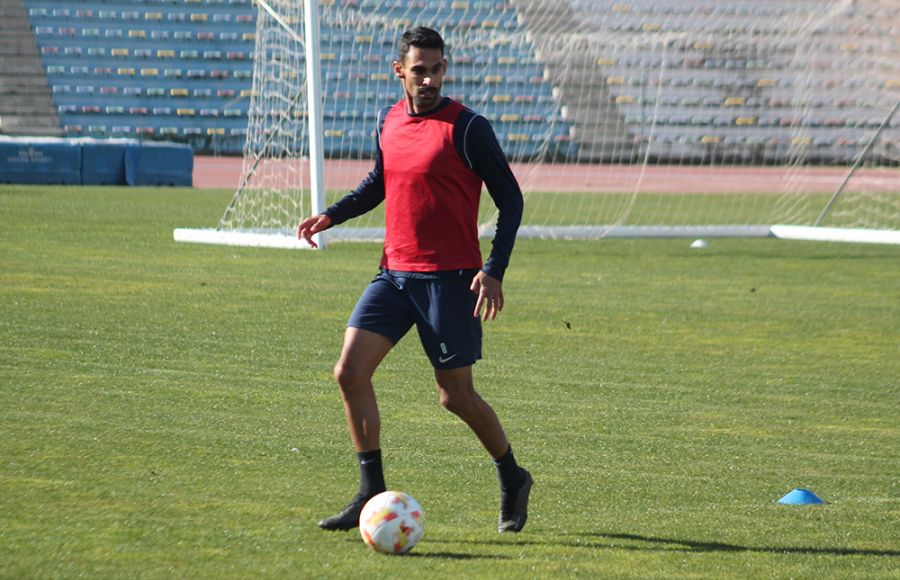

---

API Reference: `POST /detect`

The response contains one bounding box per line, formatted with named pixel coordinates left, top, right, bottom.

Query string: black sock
left=357, top=449, right=386, bottom=499
left=493, top=445, right=524, bottom=491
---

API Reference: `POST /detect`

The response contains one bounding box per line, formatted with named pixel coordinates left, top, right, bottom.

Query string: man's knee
left=437, top=383, right=479, bottom=417
left=435, top=367, right=478, bottom=415
left=334, top=359, right=371, bottom=395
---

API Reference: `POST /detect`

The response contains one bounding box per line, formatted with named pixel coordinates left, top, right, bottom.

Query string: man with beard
left=298, top=26, right=531, bottom=534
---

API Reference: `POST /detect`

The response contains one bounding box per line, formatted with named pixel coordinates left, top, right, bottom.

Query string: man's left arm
left=460, top=115, right=524, bottom=320
left=463, top=115, right=524, bottom=283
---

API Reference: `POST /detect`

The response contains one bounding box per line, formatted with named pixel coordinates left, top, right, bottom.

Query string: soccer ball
left=358, top=491, right=424, bottom=555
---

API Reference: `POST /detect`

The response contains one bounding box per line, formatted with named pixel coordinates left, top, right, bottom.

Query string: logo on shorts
left=438, top=342, right=457, bottom=364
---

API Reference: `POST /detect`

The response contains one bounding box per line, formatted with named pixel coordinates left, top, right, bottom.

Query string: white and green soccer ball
left=359, top=491, right=424, bottom=555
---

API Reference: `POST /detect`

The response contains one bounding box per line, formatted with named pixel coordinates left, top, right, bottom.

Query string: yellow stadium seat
left=111, top=48, right=129, bottom=57
left=492, top=95, right=512, bottom=103
left=177, top=108, right=196, bottom=116
left=170, top=88, right=189, bottom=97
left=141, top=68, right=158, bottom=76
left=117, top=68, right=135, bottom=76
left=157, top=49, right=175, bottom=58
left=725, top=97, right=746, bottom=106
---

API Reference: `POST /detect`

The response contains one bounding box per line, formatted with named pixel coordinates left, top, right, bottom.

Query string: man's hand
left=297, top=214, right=332, bottom=248
left=470, top=271, right=504, bottom=321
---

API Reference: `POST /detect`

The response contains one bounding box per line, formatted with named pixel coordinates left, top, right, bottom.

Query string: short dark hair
left=398, top=26, right=445, bottom=61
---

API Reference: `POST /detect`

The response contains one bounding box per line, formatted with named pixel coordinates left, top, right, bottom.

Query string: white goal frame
left=174, top=1, right=899, bottom=249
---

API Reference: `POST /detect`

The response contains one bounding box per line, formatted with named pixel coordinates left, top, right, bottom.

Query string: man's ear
left=392, top=61, right=403, bottom=78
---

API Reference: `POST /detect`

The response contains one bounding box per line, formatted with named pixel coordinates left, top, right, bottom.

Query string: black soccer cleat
left=498, top=469, right=532, bottom=533
left=318, top=494, right=370, bottom=531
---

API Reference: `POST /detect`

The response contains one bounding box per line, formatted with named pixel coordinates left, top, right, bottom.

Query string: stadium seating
left=22, top=0, right=898, bottom=162
left=23, top=0, right=572, bottom=157
left=25, top=0, right=256, bottom=152
left=556, top=0, right=900, bottom=162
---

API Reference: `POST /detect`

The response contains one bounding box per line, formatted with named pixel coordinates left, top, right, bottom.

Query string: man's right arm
left=297, top=158, right=385, bottom=247
left=322, top=155, right=385, bottom=227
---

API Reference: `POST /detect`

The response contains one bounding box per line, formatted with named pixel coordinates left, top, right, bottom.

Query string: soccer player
left=297, top=26, right=532, bottom=533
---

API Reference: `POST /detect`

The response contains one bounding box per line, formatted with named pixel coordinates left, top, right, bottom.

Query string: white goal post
left=175, top=0, right=899, bottom=249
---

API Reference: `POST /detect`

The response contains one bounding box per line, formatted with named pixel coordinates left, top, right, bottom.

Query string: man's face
left=393, top=46, right=447, bottom=114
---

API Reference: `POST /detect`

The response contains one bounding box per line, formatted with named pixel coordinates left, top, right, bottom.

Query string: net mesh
left=219, top=0, right=899, bottom=240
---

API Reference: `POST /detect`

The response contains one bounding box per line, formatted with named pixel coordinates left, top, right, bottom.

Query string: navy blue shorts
left=347, top=269, right=483, bottom=369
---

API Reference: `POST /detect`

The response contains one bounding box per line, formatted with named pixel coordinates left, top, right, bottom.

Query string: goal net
left=177, top=0, right=899, bottom=248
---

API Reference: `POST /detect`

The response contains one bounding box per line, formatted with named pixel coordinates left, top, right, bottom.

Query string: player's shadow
left=427, top=532, right=899, bottom=558
left=407, top=551, right=510, bottom=561
left=341, top=536, right=509, bottom=560
left=586, top=532, right=900, bottom=558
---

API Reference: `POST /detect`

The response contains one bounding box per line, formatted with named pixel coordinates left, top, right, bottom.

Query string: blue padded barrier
left=124, top=141, right=193, bottom=186
left=0, top=138, right=82, bottom=184
left=0, top=137, right=192, bottom=186
left=81, top=139, right=129, bottom=184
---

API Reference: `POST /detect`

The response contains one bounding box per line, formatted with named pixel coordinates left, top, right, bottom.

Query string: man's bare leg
left=319, top=327, right=393, bottom=531
left=334, top=327, right=393, bottom=452
left=434, top=365, right=533, bottom=533
left=434, top=365, right=509, bottom=458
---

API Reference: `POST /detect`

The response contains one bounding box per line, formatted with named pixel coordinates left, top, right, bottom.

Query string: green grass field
left=1, top=185, right=898, bottom=578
